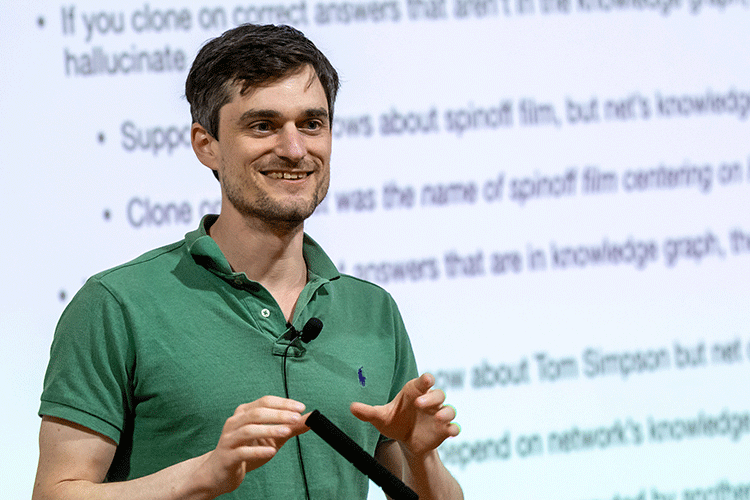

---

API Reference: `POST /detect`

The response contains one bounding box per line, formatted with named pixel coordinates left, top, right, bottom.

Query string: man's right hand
left=33, top=396, right=309, bottom=500
left=197, top=396, right=309, bottom=496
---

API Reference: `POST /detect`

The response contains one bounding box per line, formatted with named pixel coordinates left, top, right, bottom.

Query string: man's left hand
left=350, top=373, right=460, bottom=457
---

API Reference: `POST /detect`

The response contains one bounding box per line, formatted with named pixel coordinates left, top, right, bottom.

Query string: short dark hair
left=185, top=24, right=340, bottom=141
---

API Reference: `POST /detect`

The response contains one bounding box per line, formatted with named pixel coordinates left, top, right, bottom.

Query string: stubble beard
left=223, top=164, right=329, bottom=230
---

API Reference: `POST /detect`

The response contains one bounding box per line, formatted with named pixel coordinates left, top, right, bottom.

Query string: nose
left=275, top=123, right=307, bottom=163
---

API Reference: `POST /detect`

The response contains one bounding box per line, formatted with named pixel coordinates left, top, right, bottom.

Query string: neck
left=209, top=209, right=308, bottom=320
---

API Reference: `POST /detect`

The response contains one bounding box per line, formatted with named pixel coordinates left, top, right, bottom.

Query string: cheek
left=311, top=135, right=332, bottom=162
left=320, top=168, right=330, bottom=187
left=223, top=138, right=267, bottom=164
left=318, top=168, right=331, bottom=198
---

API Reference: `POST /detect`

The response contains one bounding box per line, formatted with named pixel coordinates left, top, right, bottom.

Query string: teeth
left=266, top=172, right=308, bottom=180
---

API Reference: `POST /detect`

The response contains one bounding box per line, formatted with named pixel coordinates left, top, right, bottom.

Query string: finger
left=236, top=396, right=306, bottom=414
left=398, top=373, right=435, bottom=404
left=415, top=388, right=447, bottom=409
left=226, top=422, right=295, bottom=445
left=435, top=404, right=457, bottom=422
left=414, top=372, right=436, bottom=394
left=227, top=407, right=304, bottom=432
left=349, top=402, right=383, bottom=423
left=288, top=412, right=313, bottom=436
left=429, top=412, right=461, bottom=440
left=239, top=407, right=303, bottom=424
left=445, top=422, right=461, bottom=438
left=234, top=445, right=279, bottom=462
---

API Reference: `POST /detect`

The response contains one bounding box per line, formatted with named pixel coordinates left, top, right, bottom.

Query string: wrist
left=397, top=441, right=440, bottom=469
left=394, top=444, right=463, bottom=500
left=181, top=452, right=222, bottom=500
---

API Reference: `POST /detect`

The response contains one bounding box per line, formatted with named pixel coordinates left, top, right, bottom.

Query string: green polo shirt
left=40, top=215, right=418, bottom=499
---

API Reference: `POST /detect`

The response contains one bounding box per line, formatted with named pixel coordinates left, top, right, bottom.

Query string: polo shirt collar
left=185, top=214, right=340, bottom=282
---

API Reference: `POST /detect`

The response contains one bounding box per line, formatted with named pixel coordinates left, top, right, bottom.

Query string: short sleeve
left=39, top=278, right=133, bottom=444
left=388, top=295, right=419, bottom=401
left=378, top=294, right=419, bottom=445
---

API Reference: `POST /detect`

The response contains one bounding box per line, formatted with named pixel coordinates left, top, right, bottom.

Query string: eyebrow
left=237, top=107, right=329, bottom=125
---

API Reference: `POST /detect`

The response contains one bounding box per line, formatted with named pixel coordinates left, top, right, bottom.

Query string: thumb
left=350, top=401, right=381, bottom=424
left=291, top=412, right=312, bottom=436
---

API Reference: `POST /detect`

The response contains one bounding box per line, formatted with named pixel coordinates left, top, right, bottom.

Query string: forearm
left=35, top=399, right=306, bottom=500
left=399, top=446, right=463, bottom=500
left=34, top=452, right=219, bottom=500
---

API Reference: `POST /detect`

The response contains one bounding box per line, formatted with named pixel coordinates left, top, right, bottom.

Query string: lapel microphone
left=296, top=317, right=323, bottom=344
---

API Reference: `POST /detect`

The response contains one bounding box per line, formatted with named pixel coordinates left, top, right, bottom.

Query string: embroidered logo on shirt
left=357, top=367, right=366, bottom=387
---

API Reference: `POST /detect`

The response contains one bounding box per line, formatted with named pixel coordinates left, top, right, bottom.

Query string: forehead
left=224, top=65, right=328, bottom=114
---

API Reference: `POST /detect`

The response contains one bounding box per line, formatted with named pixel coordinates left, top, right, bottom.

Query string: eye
left=250, top=121, right=274, bottom=133
left=300, top=119, right=325, bottom=132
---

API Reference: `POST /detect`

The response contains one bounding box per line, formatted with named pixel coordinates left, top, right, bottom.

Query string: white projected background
left=2, top=1, right=749, bottom=499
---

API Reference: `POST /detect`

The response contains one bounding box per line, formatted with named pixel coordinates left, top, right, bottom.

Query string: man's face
left=212, top=65, right=331, bottom=226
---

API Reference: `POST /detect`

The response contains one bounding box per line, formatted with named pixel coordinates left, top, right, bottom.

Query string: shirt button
left=260, top=308, right=271, bottom=318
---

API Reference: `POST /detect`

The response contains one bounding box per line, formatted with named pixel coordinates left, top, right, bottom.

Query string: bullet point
left=58, top=290, right=67, bottom=302
left=97, top=132, right=106, bottom=143
left=103, top=209, right=111, bottom=221
left=37, top=17, right=45, bottom=28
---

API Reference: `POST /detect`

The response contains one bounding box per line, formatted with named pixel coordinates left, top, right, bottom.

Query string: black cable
left=282, top=325, right=312, bottom=500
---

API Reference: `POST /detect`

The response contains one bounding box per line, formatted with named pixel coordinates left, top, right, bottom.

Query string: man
left=33, top=24, right=462, bottom=500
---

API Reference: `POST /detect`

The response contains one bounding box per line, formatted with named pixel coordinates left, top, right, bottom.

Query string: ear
left=191, top=122, right=219, bottom=174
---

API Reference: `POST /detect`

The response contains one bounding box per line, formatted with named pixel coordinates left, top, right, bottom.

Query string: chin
left=254, top=199, right=320, bottom=226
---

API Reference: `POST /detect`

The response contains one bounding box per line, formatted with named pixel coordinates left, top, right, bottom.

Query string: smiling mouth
left=263, top=171, right=311, bottom=180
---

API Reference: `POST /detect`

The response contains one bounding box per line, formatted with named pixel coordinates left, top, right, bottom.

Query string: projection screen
left=1, top=1, right=749, bottom=498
